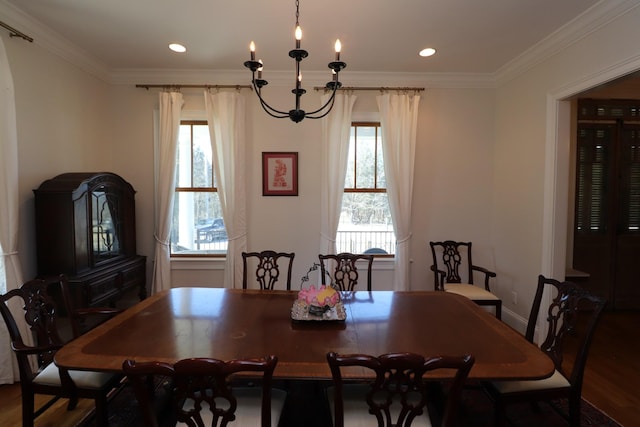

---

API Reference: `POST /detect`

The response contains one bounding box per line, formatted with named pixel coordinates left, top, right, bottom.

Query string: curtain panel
left=377, top=93, right=421, bottom=291
left=204, top=91, right=247, bottom=288
left=319, top=94, right=357, bottom=255
left=151, top=91, right=183, bottom=294
left=0, top=37, right=29, bottom=384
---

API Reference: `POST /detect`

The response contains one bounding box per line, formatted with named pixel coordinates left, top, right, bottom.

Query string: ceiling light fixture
left=419, top=48, right=436, bottom=57
left=169, top=43, right=186, bottom=53
left=243, top=0, right=346, bottom=123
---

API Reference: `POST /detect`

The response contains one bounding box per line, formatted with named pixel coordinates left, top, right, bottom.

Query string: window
left=170, top=120, right=227, bottom=256
left=337, top=122, right=395, bottom=254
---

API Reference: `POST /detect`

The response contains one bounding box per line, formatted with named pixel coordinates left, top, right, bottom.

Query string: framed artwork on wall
left=262, top=152, right=298, bottom=196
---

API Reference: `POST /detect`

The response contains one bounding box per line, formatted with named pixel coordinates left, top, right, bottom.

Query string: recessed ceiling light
left=419, top=48, right=436, bottom=57
left=169, top=43, right=187, bottom=53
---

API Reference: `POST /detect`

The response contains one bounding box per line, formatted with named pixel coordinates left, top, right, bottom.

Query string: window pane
left=176, top=125, right=193, bottom=187
left=337, top=192, right=394, bottom=254
left=355, top=126, right=376, bottom=188
left=192, top=124, right=212, bottom=188
left=171, top=191, right=227, bottom=255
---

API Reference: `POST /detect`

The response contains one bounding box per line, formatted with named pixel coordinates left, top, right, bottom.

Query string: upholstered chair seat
left=443, top=283, right=501, bottom=301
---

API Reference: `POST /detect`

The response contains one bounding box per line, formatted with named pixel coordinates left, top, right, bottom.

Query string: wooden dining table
left=55, top=287, right=554, bottom=381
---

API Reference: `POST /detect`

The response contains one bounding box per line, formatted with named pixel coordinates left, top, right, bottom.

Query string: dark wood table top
left=55, top=287, right=553, bottom=381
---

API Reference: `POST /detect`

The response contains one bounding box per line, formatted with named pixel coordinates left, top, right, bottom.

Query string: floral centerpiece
left=292, top=263, right=345, bottom=321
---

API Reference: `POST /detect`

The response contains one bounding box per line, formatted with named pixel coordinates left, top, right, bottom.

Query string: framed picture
left=262, top=152, right=298, bottom=196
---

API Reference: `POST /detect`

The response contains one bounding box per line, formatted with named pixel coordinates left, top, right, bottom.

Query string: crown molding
left=495, top=0, right=640, bottom=86
left=0, top=0, right=110, bottom=82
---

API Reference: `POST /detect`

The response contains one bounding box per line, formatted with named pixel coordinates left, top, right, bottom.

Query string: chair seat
left=444, top=283, right=500, bottom=301
left=177, top=387, right=287, bottom=427
left=327, top=384, right=433, bottom=427
left=490, top=369, right=570, bottom=394
left=34, top=362, right=117, bottom=389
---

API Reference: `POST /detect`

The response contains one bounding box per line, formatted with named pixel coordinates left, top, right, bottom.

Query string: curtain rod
left=136, top=84, right=252, bottom=90
left=0, top=21, right=33, bottom=42
left=313, top=86, right=424, bottom=92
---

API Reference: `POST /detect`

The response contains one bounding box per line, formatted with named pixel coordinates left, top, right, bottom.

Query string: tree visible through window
left=171, top=121, right=227, bottom=256
left=337, top=122, right=395, bottom=254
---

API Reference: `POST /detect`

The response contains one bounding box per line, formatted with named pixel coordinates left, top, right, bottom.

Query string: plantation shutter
left=620, top=126, right=640, bottom=231
left=576, top=125, right=611, bottom=232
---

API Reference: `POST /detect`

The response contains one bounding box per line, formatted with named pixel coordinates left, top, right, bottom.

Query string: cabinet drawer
left=86, top=273, right=121, bottom=306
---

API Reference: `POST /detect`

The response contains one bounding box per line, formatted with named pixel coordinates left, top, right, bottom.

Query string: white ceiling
left=2, top=0, right=605, bottom=76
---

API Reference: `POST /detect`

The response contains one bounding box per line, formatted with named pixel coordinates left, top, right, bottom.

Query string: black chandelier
left=243, top=0, right=346, bottom=123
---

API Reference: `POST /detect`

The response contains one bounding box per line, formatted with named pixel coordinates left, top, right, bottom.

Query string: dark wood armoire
left=34, top=172, right=146, bottom=309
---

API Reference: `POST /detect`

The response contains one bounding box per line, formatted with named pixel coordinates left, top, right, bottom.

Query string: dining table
left=55, top=287, right=554, bottom=381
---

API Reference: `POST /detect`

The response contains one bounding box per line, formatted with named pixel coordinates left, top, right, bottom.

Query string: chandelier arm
left=259, top=101, right=291, bottom=119
left=251, top=79, right=290, bottom=118
left=305, top=84, right=339, bottom=118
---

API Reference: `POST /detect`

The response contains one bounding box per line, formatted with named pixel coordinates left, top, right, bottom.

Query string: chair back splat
left=123, top=355, right=285, bottom=427
left=242, top=251, right=295, bottom=290
left=319, top=253, right=374, bottom=291
left=483, top=275, right=607, bottom=427
left=327, top=352, right=474, bottom=427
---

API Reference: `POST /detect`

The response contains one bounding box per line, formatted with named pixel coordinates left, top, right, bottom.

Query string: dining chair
left=122, top=355, right=287, bottom=427
left=319, top=253, right=374, bottom=291
left=242, top=250, right=295, bottom=290
left=326, top=351, right=475, bottom=427
left=429, top=241, right=502, bottom=319
left=0, top=275, right=122, bottom=427
left=483, top=275, right=607, bottom=427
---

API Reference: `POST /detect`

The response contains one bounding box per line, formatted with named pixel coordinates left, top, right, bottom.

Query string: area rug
left=80, top=379, right=622, bottom=427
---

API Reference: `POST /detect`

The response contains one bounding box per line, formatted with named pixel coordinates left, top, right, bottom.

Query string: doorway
left=572, top=99, right=640, bottom=310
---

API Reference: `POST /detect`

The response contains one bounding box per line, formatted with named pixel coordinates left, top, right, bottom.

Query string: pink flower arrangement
left=298, top=284, right=340, bottom=307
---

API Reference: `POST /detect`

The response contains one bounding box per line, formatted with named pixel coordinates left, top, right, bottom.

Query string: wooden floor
left=577, top=310, right=640, bottom=427
left=0, top=311, right=638, bottom=426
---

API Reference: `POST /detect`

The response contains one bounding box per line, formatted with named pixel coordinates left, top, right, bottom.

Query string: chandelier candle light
left=244, top=0, right=346, bottom=123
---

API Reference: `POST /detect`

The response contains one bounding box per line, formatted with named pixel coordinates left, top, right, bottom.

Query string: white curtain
left=319, top=93, right=357, bottom=255
left=151, top=91, right=183, bottom=294
left=0, top=37, right=28, bottom=384
left=204, top=91, right=247, bottom=289
left=377, top=93, right=420, bottom=291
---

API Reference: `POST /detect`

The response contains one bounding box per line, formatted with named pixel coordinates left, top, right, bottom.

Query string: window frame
left=338, top=121, right=395, bottom=257
left=170, top=120, right=226, bottom=258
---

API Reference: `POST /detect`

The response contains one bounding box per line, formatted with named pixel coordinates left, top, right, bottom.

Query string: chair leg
left=66, top=395, right=79, bottom=410
left=495, top=301, right=502, bottom=320
left=493, top=400, right=508, bottom=427
left=21, top=392, right=35, bottom=427
left=94, top=395, right=110, bottom=427
left=568, top=396, right=581, bottom=427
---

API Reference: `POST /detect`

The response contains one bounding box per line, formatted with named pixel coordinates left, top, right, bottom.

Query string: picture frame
left=262, top=152, right=298, bottom=196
